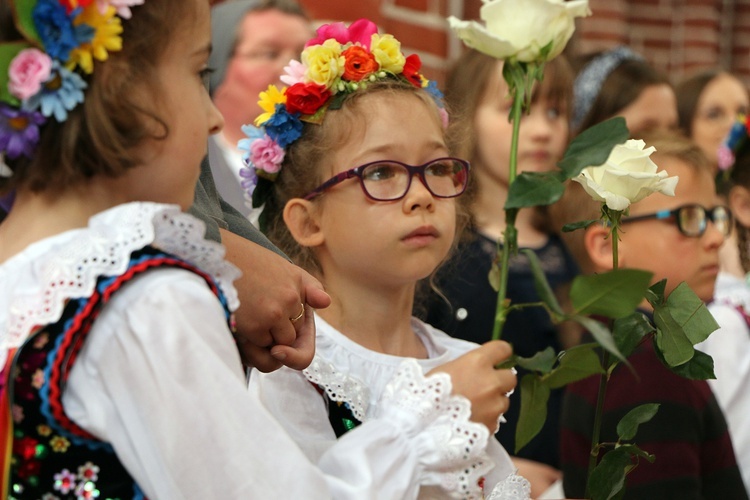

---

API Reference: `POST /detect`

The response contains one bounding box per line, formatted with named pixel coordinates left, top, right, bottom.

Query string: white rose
left=448, top=0, right=591, bottom=63
left=573, top=139, right=679, bottom=212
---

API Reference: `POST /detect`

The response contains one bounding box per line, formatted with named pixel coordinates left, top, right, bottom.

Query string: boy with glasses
left=553, top=130, right=747, bottom=498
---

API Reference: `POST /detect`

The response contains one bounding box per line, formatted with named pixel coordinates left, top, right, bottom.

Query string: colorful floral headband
left=0, top=0, right=144, bottom=164
left=238, top=18, right=446, bottom=211
left=717, top=114, right=750, bottom=176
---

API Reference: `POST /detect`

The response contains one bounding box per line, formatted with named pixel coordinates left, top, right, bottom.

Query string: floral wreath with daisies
left=238, top=18, right=447, bottom=217
left=0, top=0, right=144, bottom=176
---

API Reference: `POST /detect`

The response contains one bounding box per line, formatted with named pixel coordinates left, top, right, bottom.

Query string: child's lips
left=402, top=226, right=439, bottom=246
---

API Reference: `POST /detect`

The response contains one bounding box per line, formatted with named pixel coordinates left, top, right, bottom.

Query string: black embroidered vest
left=2, top=246, right=233, bottom=499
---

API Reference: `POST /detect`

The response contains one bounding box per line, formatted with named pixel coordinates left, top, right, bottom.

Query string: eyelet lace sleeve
left=485, top=473, right=531, bottom=500
left=377, top=359, right=494, bottom=499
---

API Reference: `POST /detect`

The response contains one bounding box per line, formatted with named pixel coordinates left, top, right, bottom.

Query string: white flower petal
left=447, top=17, right=519, bottom=60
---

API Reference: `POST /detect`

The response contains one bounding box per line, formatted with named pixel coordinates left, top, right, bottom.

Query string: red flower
left=402, top=54, right=423, bottom=87
left=59, top=0, right=94, bottom=14
left=342, top=46, right=379, bottom=82
left=285, top=83, right=332, bottom=116
left=13, top=436, right=40, bottom=461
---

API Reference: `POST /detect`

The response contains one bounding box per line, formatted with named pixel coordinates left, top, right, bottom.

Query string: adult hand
left=428, top=340, right=516, bottom=432
left=220, top=229, right=331, bottom=372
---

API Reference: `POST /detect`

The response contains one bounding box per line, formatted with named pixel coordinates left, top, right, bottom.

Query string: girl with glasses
left=242, top=20, right=530, bottom=499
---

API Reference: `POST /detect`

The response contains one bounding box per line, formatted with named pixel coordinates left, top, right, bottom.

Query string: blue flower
left=237, top=124, right=266, bottom=164
left=264, top=104, right=303, bottom=149
left=33, top=0, right=94, bottom=63
left=25, top=62, right=87, bottom=122
left=424, top=80, right=445, bottom=104
left=0, top=104, right=46, bottom=159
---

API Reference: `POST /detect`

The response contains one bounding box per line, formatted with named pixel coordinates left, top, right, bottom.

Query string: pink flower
left=96, top=0, right=144, bottom=19
left=250, top=136, right=285, bottom=174
left=280, top=59, right=306, bottom=86
left=717, top=144, right=735, bottom=171
left=8, top=48, right=52, bottom=101
left=305, top=19, right=378, bottom=50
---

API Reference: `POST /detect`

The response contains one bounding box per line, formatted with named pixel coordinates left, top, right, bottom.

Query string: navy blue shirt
left=418, top=229, right=579, bottom=467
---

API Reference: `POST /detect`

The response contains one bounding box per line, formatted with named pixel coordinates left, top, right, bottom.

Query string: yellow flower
left=68, top=5, right=124, bottom=74
left=37, top=425, right=52, bottom=437
left=50, top=435, right=71, bottom=453
left=302, top=39, right=344, bottom=88
left=371, top=34, right=405, bottom=74
left=255, top=85, right=287, bottom=126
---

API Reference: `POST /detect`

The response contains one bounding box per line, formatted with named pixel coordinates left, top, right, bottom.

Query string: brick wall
left=212, top=0, right=750, bottom=89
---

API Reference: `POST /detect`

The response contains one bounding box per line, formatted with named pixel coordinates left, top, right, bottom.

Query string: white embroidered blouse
left=0, top=202, right=524, bottom=499
left=250, top=313, right=531, bottom=499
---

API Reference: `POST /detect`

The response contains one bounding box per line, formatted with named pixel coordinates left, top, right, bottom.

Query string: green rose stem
left=491, top=64, right=525, bottom=341
left=586, top=208, right=623, bottom=498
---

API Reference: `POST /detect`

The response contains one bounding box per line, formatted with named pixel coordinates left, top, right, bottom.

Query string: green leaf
left=653, top=306, right=694, bottom=367
left=521, top=249, right=563, bottom=315
left=612, top=312, right=654, bottom=361
left=0, top=42, right=30, bottom=106
left=573, top=315, right=628, bottom=364
left=558, top=117, right=630, bottom=178
left=660, top=347, right=716, bottom=380
left=562, top=219, right=598, bottom=233
left=515, top=374, right=550, bottom=453
left=515, top=347, right=557, bottom=373
left=616, top=403, right=660, bottom=441
left=588, top=447, right=631, bottom=500
left=545, top=343, right=604, bottom=389
left=506, top=171, right=566, bottom=209
left=646, top=279, right=667, bottom=306
left=570, top=269, right=653, bottom=319
left=665, top=282, right=719, bottom=345
left=11, top=1, right=41, bottom=44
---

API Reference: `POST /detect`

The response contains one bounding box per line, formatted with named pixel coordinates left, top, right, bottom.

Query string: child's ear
left=729, top=185, right=750, bottom=227
left=584, top=222, right=615, bottom=271
left=283, top=199, right=324, bottom=247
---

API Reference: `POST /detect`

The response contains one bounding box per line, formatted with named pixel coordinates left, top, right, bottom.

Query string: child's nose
left=703, top=218, right=726, bottom=247
left=403, top=175, right=435, bottom=212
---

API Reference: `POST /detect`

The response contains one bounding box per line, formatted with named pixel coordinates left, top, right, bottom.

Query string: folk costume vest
left=1, top=246, right=233, bottom=499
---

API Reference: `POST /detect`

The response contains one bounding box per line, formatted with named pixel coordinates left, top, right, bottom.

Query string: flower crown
left=0, top=0, right=144, bottom=170
left=717, top=114, right=750, bottom=176
left=238, top=18, right=447, bottom=211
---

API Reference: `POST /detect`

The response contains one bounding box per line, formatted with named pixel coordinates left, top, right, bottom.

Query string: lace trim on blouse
left=1, top=202, right=240, bottom=367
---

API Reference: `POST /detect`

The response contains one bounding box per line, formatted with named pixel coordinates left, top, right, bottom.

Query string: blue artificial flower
left=0, top=104, right=46, bottom=159
left=33, top=0, right=94, bottom=63
left=25, top=62, right=88, bottom=122
left=264, top=104, right=303, bottom=149
left=424, top=79, right=445, bottom=104
left=237, top=124, right=266, bottom=164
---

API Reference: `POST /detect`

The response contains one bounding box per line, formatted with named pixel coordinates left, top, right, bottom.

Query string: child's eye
left=363, top=163, right=400, bottom=181
left=200, top=67, right=215, bottom=89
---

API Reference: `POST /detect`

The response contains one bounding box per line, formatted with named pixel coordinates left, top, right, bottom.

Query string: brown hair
left=722, top=125, right=750, bottom=273
left=262, top=78, right=463, bottom=277
left=0, top=0, right=198, bottom=195
left=674, top=68, right=724, bottom=138
left=551, top=129, right=711, bottom=273
left=444, top=49, right=574, bottom=234
left=571, top=53, right=671, bottom=136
